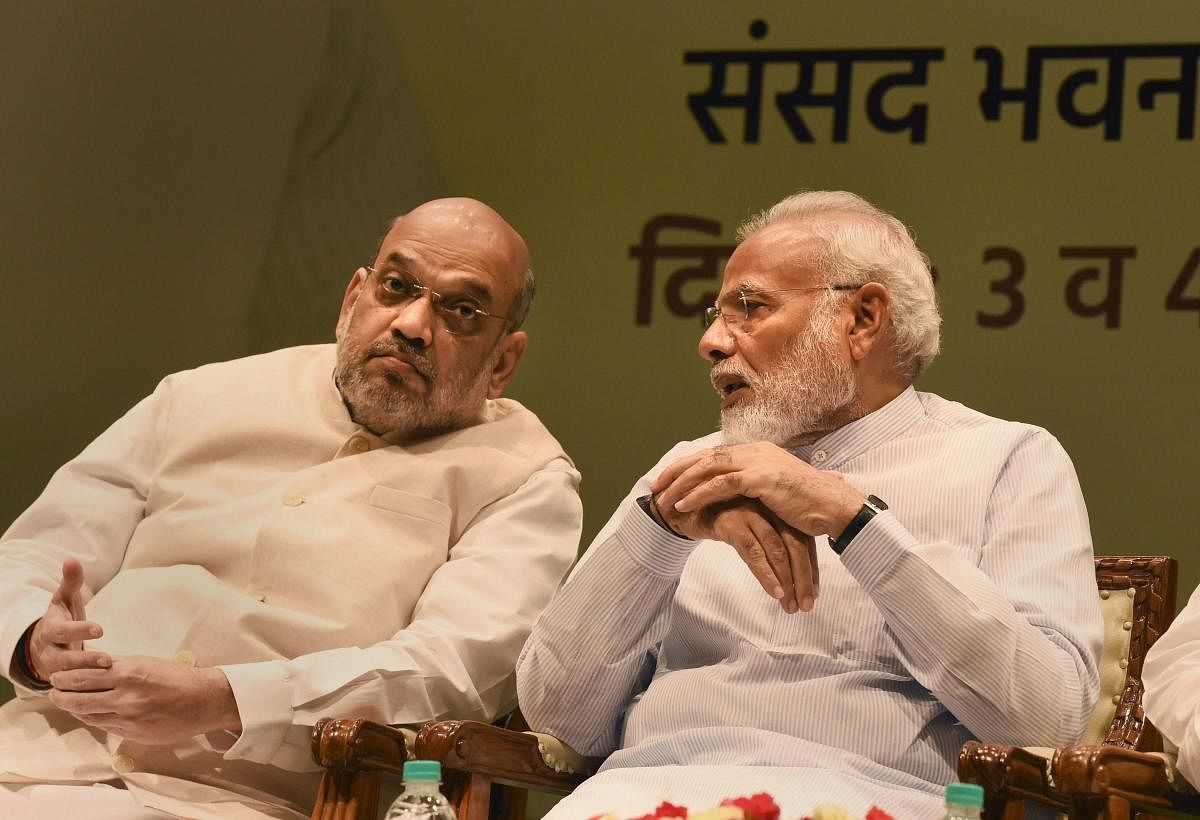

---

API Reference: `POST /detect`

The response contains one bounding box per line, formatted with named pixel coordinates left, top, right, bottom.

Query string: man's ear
left=335, top=268, right=369, bottom=338
left=487, top=331, right=528, bottom=398
left=846, top=282, right=891, bottom=361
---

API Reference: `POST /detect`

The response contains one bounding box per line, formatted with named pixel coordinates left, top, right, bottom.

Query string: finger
left=672, top=471, right=748, bottom=513
left=650, top=445, right=738, bottom=496
left=47, top=688, right=116, bottom=716
left=41, top=618, right=103, bottom=647
left=41, top=648, right=112, bottom=677
left=718, top=527, right=784, bottom=601
left=50, top=667, right=115, bottom=692
left=747, top=516, right=797, bottom=613
left=781, top=529, right=819, bottom=612
left=649, top=451, right=708, bottom=495
left=52, top=649, right=113, bottom=671
left=658, top=457, right=745, bottom=513
left=54, top=558, right=85, bottom=612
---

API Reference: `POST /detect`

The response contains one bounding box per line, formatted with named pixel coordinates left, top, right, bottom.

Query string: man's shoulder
left=439, top=397, right=573, bottom=469
left=914, top=389, right=1060, bottom=448
left=173, top=344, right=332, bottom=379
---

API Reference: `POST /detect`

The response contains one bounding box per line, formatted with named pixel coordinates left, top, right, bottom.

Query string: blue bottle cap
left=402, top=760, right=442, bottom=781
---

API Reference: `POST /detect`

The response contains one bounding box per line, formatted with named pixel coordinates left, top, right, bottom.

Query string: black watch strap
left=830, top=495, right=888, bottom=555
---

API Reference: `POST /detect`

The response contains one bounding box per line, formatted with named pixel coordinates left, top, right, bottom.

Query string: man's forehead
left=381, top=214, right=523, bottom=299
left=720, top=230, right=823, bottom=295
left=380, top=248, right=497, bottom=302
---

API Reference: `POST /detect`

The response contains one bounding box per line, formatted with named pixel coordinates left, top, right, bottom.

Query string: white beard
left=716, top=306, right=857, bottom=446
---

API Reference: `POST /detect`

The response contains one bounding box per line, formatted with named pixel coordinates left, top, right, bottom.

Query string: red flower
left=864, top=808, right=895, bottom=820
left=718, top=793, right=781, bottom=820
left=628, top=801, right=690, bottom=819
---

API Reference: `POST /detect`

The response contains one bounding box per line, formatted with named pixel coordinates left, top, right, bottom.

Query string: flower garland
left=587, top=793, right=895, bottom=820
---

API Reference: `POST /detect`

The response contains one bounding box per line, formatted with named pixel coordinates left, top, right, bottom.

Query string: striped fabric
left=517, top=388, right=1103, bottom=819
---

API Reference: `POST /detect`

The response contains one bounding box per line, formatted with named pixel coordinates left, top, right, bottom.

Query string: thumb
left=57, top=558, right=86, bottom=620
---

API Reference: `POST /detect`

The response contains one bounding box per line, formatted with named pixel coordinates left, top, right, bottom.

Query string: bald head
left=381, top=198, right=534, bottom=328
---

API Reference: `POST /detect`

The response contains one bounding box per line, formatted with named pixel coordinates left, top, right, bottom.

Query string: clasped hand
left=650, top=442, right=866, bottom=614
left=31, top=559, right=241, bottom=745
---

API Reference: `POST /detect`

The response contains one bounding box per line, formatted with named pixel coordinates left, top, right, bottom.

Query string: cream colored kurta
left=0, top=344, right=582, bottom=819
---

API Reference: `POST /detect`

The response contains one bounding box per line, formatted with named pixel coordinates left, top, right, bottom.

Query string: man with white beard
left=517, top=190, right=1102, bottom=819
left=0, top=198, right=582, bottom=819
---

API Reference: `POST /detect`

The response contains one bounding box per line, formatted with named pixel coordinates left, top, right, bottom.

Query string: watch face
left=866, top=494, right=889, bottom=511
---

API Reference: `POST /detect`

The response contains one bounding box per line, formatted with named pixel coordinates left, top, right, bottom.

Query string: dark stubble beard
left=334, top=301, right=497, bottom=440
left=717, top=302, right=858, bottom=447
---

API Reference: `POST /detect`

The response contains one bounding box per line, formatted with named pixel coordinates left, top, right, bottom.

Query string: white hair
left=737, top=190, right=941, bottom=377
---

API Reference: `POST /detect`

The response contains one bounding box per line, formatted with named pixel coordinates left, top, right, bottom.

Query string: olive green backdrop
left=1, top=2, right=1197, bottom=705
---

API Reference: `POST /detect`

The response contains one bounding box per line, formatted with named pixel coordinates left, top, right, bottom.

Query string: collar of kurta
left=788, top=386, right=924, bottom=471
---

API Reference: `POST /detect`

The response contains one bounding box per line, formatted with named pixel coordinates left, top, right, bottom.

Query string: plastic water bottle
left=942, top=781, right=984, bottom=819
left=385, top=760, right=457, bottom=819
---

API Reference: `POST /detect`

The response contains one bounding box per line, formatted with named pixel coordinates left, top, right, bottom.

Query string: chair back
left=1084, top=555, right=1177, bottom=749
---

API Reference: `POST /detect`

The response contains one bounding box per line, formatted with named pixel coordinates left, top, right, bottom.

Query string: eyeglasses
left=366, top=266, right=509, bottom=336
left=702, top=285, right=860, bottom=329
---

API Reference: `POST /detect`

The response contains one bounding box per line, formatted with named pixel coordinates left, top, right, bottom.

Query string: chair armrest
left=1052, top=744, right=1200, bottom=814
left=958, top=741, right=1063, bottom=814
left=415, top=720, right=593, bottom=794
left=310, top=717, right=415, bottom=775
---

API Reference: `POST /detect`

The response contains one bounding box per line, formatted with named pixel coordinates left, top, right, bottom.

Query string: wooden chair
left=958, top=555, right=1200, bottom=819
left=308, top=712, right=588, bottom=820
left=309, top=556, right=1194, bottom=820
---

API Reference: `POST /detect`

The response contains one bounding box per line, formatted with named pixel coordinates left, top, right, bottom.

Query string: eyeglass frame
left=364, top=265, right=512, bottom=336
left=702, top=284, right=862, bottom=329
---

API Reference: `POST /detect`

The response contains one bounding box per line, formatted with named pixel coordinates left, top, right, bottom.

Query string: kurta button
left=1111, top=694, right=1122, bottom=705
left=347, top=436, right=369, bottom=454
left=1099, top=590, right=1110, bottom=599
left=1126, top=587, right=1136, bottom=598
left=113, top=753, right=135, bottom=774
left=1122, top=620, right=1133, bottom=631
left=1119, top=658, right=1129, bottom=669
left=173, top=650, right=197, bottom=667
left=283, top=494, right=304, bottom=507
left=813, top=449, right=828, bottom=463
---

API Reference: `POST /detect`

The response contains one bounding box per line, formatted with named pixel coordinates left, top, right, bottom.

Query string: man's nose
left=388, top=296, right=436, bottom=349
left=698, top=315, right=736, bottom=362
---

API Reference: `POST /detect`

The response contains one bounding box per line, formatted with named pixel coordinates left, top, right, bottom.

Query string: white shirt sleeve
left=1144, top=584, right=1200, bottom=787
left=840, top=428, right=1102, bottom=746
left=0, top=383, right=168, bottom=696
left=218, top=457, right=583, bottom=768
left=516, top=441, right=701, bottom=757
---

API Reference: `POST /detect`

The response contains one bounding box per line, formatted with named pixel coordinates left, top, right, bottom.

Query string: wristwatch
left=830, top=494, right=888, bottom=555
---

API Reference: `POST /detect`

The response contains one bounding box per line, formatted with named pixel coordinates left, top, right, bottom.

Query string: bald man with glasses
left=0, top=198, right=582, bottom=819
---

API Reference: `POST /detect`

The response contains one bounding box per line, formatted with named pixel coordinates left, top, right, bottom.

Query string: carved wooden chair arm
left=309, top=717, right=416, bottom=820
left=415, top=719, right=594, bottom=793
left=311, top=717, right=416, bottom=774
left=958, top=740, right=1062, bottom=817
left=1050, top=744, right=1200, bottom=816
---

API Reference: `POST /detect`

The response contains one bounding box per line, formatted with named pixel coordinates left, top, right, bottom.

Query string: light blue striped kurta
left=517, top=388, right=1103, bottom=819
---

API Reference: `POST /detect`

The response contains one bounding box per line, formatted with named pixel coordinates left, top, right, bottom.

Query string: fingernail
left=772, top=586, right=784, bottom=599
left=801, top=596, right=814, bottom=612
left=98, top=656, right=111, bottom=668
left=785, top=600, right=798, bottom=614
left=89, top=627, right=101, bottom=638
